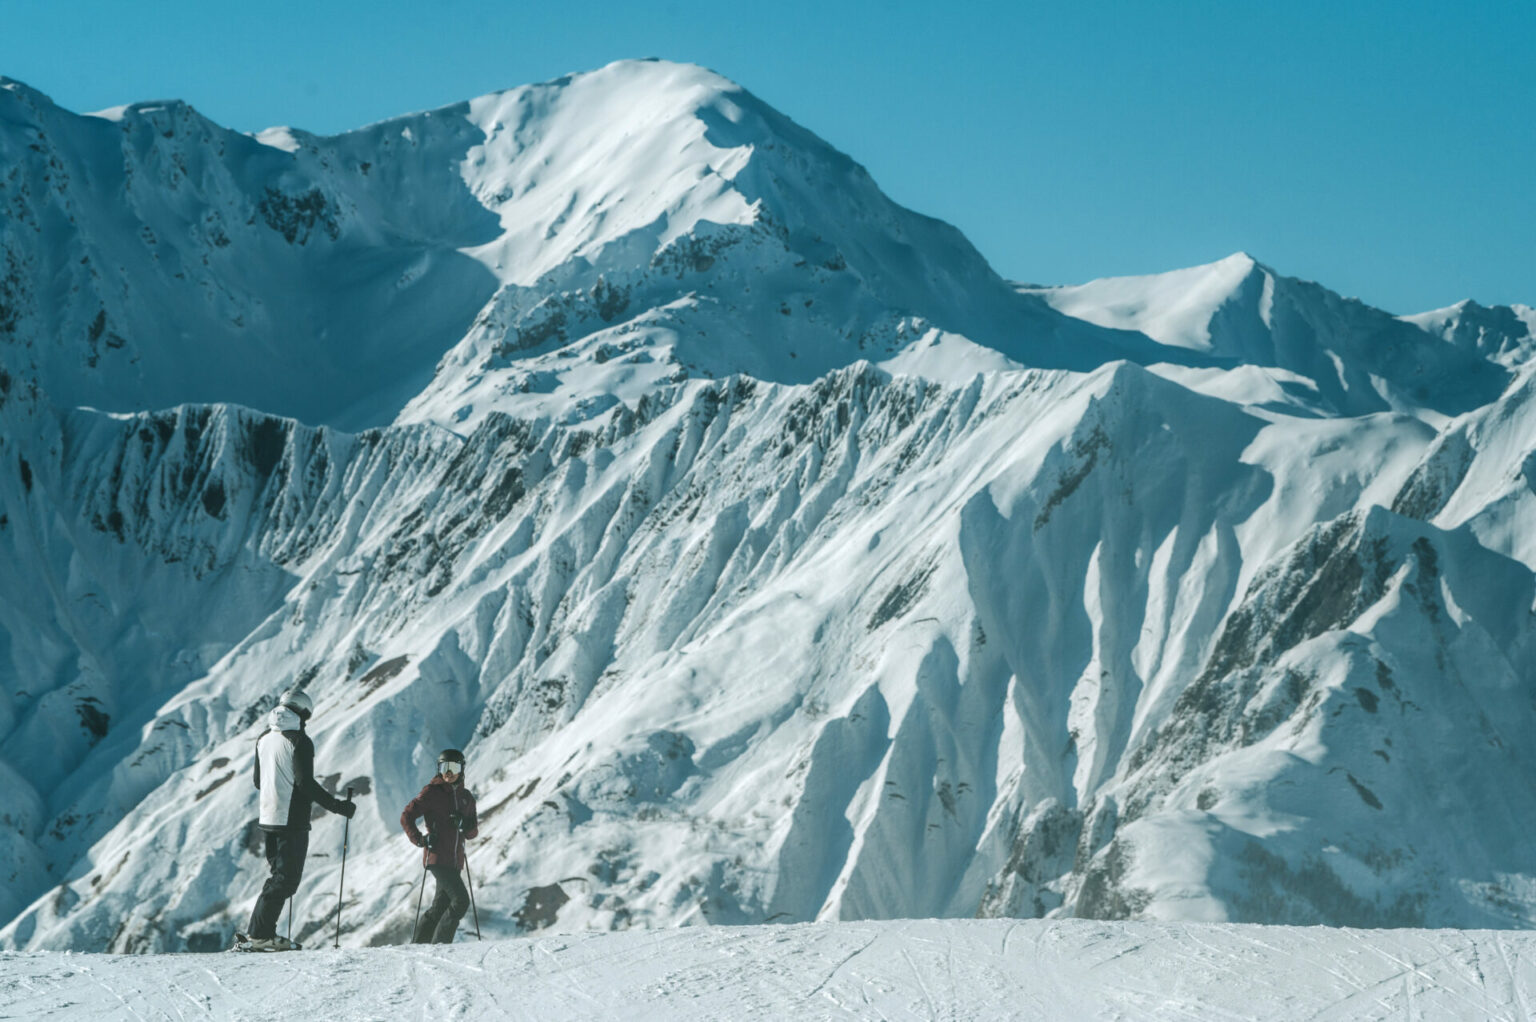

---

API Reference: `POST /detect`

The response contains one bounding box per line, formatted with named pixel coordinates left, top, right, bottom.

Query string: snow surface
left=1025, top=253, right=1268, bottom=352
left=3, top=58, right=1536, bottom=970
left=1027, top=256, right=1508, bottom=420
left=5, top=918, right=1536, bottom=1020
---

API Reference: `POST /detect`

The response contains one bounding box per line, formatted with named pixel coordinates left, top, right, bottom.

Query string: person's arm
left=460, top=791, right=479, bottom=840
left=252, top=735, right=262, bottom=790
left=296, top=735, right=354, bottom=817
left=400, top=789, right=427, bottom=846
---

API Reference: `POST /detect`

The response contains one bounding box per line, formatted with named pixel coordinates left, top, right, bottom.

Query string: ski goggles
left=439, top=759, right=465, bottom=774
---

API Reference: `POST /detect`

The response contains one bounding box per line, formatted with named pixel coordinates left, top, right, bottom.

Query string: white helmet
left=280, top=688, right=313, bottom=721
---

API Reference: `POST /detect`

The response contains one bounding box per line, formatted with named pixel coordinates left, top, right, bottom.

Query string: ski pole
left=463, top=847, right=481, bottom=940
left=413, top=860, right=427, bottom=942
left=333, top=787, right=353, bottom=949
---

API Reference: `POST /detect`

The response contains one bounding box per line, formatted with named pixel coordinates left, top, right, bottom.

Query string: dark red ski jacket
left=400, top=774, right=478, bottom=869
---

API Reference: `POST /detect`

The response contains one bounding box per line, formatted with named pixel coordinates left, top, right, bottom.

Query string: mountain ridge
left=2, top=61, right=1535, bottom=951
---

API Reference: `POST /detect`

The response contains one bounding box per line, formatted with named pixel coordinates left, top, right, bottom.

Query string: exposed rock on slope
left=2, top=60, right=1534, bottom=951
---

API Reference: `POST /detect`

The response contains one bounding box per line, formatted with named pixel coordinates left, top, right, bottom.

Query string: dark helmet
left=437, top=748, right=466, bottom=775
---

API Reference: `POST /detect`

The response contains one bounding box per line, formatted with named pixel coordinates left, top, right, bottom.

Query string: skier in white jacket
left=243, top=688, right=356, bottom=950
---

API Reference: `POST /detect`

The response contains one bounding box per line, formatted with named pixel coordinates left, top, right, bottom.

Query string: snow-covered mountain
left=1025, top=253, right=1510, bottom=418
left=2, top=59, right=1535, bottom=953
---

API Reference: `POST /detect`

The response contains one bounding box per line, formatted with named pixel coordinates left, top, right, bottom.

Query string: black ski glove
left=338, top=800, right=357, bottom=820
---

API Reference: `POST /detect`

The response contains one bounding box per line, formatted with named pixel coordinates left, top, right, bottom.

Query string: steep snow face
left=0, top=62, right=1192, bottom=435
left=396, top=62, right=1203, bottom=431
left=0, top=78, right=501, bottom=430
left=451, top=62, right=765, bottom=287
left=1029, top=253, right=1266, bottom=353
left=1029, top=255, right=1510, bottom=419
left=1390, top=362, right=1536, bottom=572
left=2, top=61, right=1535, bottom=953
left=1402, top=299, right=1536, bottom=366
left=3, top=360, right=1533, bottom=951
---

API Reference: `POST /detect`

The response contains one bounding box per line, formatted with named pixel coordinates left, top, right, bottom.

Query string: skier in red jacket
left=400, top=748, right=479, bottom=943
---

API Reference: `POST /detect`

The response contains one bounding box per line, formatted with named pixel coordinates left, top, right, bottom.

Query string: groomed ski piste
left=4, top=918, right=1535, bottom=1020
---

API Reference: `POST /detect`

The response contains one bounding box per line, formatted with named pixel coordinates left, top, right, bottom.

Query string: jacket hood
left=269, top=705, right=302, bottom=731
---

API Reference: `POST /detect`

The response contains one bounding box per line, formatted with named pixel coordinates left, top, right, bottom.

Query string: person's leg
left=248, top=831, right=308, bottom=939
left=430, top=866, right=470, bottom=944
left=415, top=865, right=454, bottom=943
left=248, top=831, right=286, bottom=939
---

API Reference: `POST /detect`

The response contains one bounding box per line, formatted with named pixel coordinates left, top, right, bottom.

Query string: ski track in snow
left=2, top=919, right=1535, bottom=1021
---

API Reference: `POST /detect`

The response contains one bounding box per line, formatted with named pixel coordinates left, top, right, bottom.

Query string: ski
left=230, top=931, right=304, bottom=952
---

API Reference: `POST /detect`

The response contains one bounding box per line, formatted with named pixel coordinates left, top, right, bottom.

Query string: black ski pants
left=415, top=864, right=470, bottom=943
left=249, top=829, right=309, bottom=940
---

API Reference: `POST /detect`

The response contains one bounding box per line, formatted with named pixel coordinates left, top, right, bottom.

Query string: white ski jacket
left=253, top=706, right=350, bottom=830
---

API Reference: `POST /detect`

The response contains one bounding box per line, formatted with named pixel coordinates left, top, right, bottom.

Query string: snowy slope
left=1027, top=255, right=1510, bottom=419
left=2, top=59, right=1535, bottom=954
left=1403, top=300, right=1536, bottom=366
left=0, top=79, right=499, bottom=430
left=0, top=62, right=1188, bottom=434
left=3, top=918, right=1535, bottom=1020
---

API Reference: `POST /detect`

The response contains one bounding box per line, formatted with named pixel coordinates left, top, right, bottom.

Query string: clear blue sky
left=5, top=0, right=1532, bottom=313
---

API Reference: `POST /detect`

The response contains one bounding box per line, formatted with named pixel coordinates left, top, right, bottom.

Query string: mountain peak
left=1026, top=252, right=1272, bottom=353
left=1401, top=298, right=1536, bottom=365
left=1216, top=250, right=1260, bottom=272
left=0, top=58, right=1034, bottom=432
left=7, top=61, right=1536, bottom=954
left=1032, top=252, right=1508, bottom=416
left=0, top=76, right=51, bottom=102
